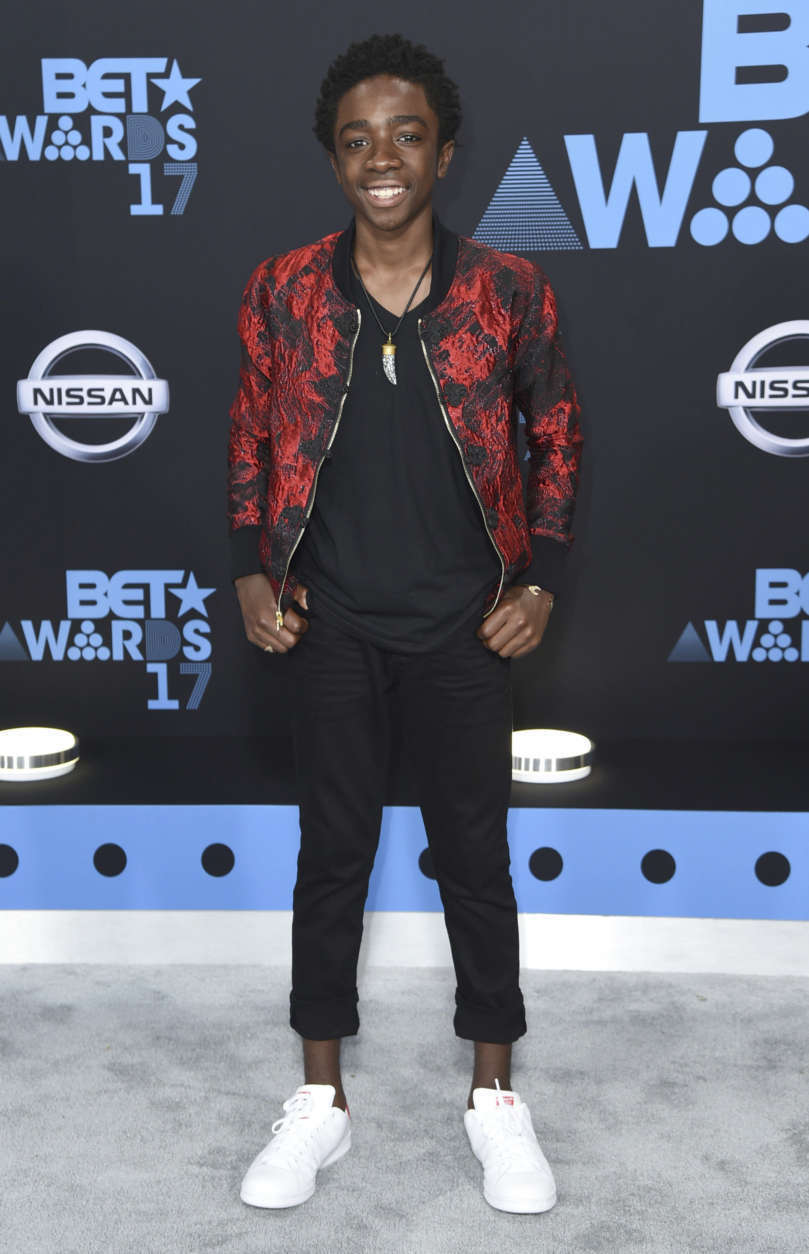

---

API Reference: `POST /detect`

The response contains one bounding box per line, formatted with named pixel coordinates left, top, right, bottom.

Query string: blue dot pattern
left=44, top=115, right=90, bottom=163
left=690, top=128, right=809, bottom=245
left=67, top=620, right=111, bottom=662
left=752, top=621, right=800, bottom=663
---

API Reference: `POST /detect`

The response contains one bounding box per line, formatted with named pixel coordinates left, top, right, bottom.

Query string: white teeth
left=367, top=187, right=404, bottom=199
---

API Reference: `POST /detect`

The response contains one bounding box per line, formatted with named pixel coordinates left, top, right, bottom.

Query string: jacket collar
left=331, top=212, right=459, bottom=313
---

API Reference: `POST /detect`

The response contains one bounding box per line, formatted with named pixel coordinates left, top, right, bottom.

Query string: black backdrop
left=3, top=0, right=808, bottom=756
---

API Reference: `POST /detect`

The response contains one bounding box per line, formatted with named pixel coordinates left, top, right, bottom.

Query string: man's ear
left=328, top=152, right=342, bottom=185
left=436, top=139, right=455, bottom=180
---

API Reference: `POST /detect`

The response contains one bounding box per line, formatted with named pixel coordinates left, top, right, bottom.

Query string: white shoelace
left=478, top=1081, right=544, bottom=1174
left=259, top=1090, right=321, bottom=1168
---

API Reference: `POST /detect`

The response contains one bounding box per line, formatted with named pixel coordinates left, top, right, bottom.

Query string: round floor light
left=511, top=728, right=593, bottom=784
left=0, top=727, right=79, bottom=782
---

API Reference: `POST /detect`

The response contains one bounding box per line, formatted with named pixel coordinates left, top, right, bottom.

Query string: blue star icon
left=152, top=60, right=201, bottom=112
left=168, top=573, right=215, bottom=617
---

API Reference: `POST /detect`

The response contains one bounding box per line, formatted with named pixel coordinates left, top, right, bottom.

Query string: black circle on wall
left=755, top=851, right=790, bottom=887
left=0, top=845, right=19, bottom=878
left=202, top=843, right=235, bottom=877
left=418, top=847, right=437, bottom=880
left=93, top=843, right=127, bottom=877
left=641, top=849, right=676, bottom=884
left=529, top=847, right=564, bottom=881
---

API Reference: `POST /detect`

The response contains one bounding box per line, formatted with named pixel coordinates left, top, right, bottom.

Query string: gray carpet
left=0, top=964, right=807, bottom=1253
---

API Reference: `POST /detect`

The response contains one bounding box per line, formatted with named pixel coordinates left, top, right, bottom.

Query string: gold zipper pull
left=275, top=608, right=284, bottom=631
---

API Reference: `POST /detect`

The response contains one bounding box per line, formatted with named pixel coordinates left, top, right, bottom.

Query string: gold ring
left=526, top=584, right=554, bottom=611
left=264, top=643, right=274, bottom=653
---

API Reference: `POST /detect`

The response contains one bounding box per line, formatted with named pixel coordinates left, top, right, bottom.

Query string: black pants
left=285, top=598, right=527, bottom=1045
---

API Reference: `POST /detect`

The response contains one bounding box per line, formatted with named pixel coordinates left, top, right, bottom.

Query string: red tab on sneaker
left=472, top=1086, right=521, bottom=1111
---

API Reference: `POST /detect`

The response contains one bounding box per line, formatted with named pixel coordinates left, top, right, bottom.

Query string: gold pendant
left=381, top=335, right=397, bottom=386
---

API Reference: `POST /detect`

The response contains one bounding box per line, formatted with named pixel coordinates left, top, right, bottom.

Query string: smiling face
left=329, top=74, right=454, bottom=235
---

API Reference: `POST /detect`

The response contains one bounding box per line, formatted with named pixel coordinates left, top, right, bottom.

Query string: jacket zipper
left=418, top=318, right=505, bottom=618
left=275, top=309, right=362, bottom=629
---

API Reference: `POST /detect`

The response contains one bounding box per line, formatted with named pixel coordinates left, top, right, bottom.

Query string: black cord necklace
left=351, top=247, right=433, bottom=386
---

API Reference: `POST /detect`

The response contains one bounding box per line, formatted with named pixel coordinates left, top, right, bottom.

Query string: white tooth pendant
left=382, top=334, right=397, bottom=386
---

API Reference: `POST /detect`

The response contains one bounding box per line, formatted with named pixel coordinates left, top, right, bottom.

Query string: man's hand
left=234, top=573, right=310, bottom=654
left=476, top=584, right=553, bottom=658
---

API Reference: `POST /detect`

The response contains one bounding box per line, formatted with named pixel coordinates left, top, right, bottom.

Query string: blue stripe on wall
left=0, top=806, right=805, bottom=920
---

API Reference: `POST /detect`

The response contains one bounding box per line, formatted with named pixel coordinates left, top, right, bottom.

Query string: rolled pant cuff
left=453, top=1002, right=527, bottom=1044
left=289, top=995, right=360, bottom=1040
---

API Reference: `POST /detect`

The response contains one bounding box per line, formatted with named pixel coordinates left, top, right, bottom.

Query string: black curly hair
left=313, top=33, right=462, bottom=154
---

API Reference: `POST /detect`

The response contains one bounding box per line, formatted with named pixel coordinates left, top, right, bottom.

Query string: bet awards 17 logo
left=0, top=570, right=214, bottom=712
left=476, top=0, right=809, bottom=251
left=0, top=57, right=200, bottom=216
left=669, top=568, right=809, bottom=663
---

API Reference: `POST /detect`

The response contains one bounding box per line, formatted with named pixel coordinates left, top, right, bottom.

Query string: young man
left=228, top=34, right=582, bottom=1214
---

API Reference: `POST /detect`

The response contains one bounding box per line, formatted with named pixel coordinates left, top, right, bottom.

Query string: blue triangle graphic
left=0, top=622, right=28, bottom=660
left=474, top=137, right=582, bottom=252
left=668, top=622, right=711, bottom=663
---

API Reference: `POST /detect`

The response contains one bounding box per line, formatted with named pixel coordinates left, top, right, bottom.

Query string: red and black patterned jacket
left=228, top=222, right=583, bottom=626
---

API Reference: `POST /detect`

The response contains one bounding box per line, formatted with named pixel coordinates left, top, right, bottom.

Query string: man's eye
left=346, top=138, right=367, bottom=149
left=398, top=134, right=420, bottom=143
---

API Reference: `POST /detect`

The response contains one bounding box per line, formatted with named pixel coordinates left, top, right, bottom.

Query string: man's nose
left=365, top=136, right=401, bottom=169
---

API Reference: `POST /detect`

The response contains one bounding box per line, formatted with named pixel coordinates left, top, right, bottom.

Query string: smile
left=364, top=185, right=407, bottom=203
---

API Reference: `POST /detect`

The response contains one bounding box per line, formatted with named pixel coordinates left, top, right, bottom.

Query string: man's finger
left=250, top=628, right=286, bottom=653
left=482, top=626, right=520, bottom=654
left=506, top=640, right=538, bottom=659
left=282, top=608, right=309, bottom=636
left=272, top=616, right=310, bottom=648
left=476, top=606, right=509, bottom=642
left=255, top=626, right=296, bottom=653
left=482, top=611, right=535, bottom=653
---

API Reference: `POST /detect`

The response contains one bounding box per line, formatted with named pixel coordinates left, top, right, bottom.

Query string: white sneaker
left=464, top=1081, right=557, bottom=1213
left=240, top=1083, right=351, bottom=1208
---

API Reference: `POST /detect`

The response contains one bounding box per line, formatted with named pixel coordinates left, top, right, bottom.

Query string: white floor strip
left=0, top=911, right=806, bottom=975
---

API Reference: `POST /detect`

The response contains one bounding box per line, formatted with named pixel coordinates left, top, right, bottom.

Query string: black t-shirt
left=292, top=225, right=502, bottom=652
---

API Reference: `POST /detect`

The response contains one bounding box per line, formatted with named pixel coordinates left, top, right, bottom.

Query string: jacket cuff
left=514, top=534, right=569, bottom=598
left=229, top=525, right=264, bottom=583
